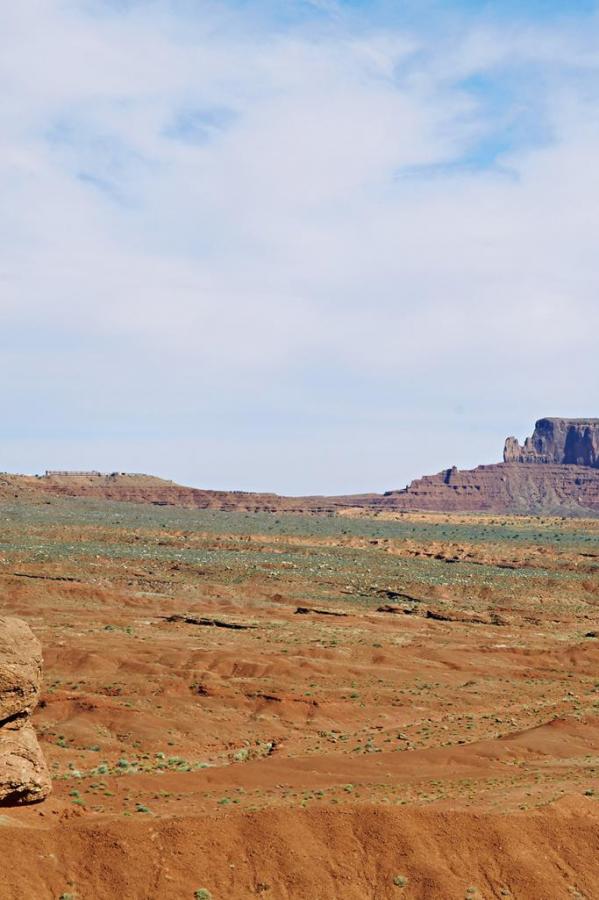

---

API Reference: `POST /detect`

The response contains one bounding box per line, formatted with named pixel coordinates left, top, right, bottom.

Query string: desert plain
left=1, top=494, right=599, bottom=898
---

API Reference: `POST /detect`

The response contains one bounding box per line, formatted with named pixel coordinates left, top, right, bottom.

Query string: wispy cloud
left=1, top=0, right=599, bottom=491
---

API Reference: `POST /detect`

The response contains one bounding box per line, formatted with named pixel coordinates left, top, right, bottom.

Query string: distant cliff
left=504, top=418, right=599, bottom=468
left=380, top=462, right=599, bottom=516
left=3, top=418, right=599, bottom=516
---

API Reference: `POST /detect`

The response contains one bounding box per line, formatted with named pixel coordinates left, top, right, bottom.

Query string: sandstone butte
left=2, top=416, right=599, bottom=516
left=0, top=617, right=51, bottom=805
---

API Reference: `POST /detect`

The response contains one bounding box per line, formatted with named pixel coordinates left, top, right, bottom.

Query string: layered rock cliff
left=504, top=418, right=599, bottom=468
left=3, top=417, right=599, bottom=516
left=380, top=463, right=599, bottom=515
left=24, top=458, right=599, bottom=516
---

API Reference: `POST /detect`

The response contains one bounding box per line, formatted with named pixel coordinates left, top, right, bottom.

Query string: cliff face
left=382, top=418, right=599, bottom=515
left=504, top=418, right=599, bottom=468
left=380, top=463, right=599, bottom=515
left=5, top=417, right=599, bottom=517
left=17, top=461, right=599, bottom=517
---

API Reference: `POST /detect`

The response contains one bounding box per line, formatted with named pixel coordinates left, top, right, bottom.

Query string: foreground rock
left=0, top=616, right=43, bottom=721
left=0, top=720, right=51, bottom=804
left=0, top=617, right=50, bottom=804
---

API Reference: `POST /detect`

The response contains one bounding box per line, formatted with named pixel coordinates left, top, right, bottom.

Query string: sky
left=2, top=0, right=599, bottom=494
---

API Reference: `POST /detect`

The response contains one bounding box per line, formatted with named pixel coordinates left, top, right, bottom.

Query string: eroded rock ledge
left=504, top=418, right=599, bottom=468
left=0, top=616, right=51, bottom=804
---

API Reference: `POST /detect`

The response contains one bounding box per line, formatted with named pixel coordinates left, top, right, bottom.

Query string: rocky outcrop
left=0, top=616, right=43, bottom=721
left=0, top=617, right=50, bottom=804
left=379, top=463, right=599, bottom=515
left=0, top=720, right=51, bottom=805
left=504, top=418, right=599, bottom=468
left=361, top=418, right=599, bottom=516
left=371, top=418, right=599, bottom=516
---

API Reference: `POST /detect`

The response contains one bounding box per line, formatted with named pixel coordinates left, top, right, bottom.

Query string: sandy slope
left=1, top=800, right=598, bottom=899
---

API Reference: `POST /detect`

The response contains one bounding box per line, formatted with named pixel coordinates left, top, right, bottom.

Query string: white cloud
left=1, top=1, right=599, bottom=491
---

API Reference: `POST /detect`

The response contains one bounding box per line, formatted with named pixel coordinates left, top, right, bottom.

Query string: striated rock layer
left=0, top=720, right=51, bottom=805
left=19, top=464, right=599, bottom=516
left=379, top=463, right=599, bottom=516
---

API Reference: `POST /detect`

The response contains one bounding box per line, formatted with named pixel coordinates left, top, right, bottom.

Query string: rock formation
left=0, top=617, right=51, bottom=804
left=375, top=417, right=599, bottom=516
left=379, top=462, right=599, bottom=515
left=3, top=417, right=599, bottom=516
left=504, top=418, right=599, bottom=468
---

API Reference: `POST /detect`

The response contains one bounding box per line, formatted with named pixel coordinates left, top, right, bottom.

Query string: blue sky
left=1, top=0, right=599, bottom=493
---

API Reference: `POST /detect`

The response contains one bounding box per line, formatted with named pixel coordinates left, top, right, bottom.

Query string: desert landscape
left=5, top=0, right=599, bottom=894
left=1, top=425, right=599, bottom=897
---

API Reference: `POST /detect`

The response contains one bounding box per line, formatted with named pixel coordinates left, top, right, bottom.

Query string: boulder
left=0, top=617, right=50, bottom=804
left=0, top=720, right=51, bottom=804
left=0, top=616, right=42, bottom=722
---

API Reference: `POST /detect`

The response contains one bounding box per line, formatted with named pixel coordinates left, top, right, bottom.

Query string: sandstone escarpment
left=504, top=418, right=599, bottom=468
left=380, top=462, right=599, bottom=515
left=3, top=416, right=599, bottom=516
left=0, top=617, right=50, bottom=804
left=375, top=417, right=599, bottom=515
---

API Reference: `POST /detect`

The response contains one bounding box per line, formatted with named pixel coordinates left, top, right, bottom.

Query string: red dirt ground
left=0, top=501, right=598, bottom=898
